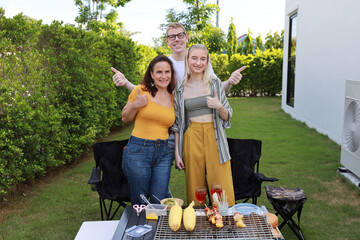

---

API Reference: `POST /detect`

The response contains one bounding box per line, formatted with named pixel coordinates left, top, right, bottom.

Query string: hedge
left=211, top=49, right=283, bottom=96
left=0, top=13, right=152, bottom=198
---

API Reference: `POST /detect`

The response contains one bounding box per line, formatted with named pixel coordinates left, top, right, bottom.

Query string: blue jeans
left=122, top=135, right=172, bottom=205
left=168, top=133, right=175, bottom=162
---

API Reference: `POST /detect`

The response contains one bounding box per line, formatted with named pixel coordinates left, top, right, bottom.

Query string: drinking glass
left=195, top=186, right=207, bottom=207
left=211, top=183, right=222, bottom=199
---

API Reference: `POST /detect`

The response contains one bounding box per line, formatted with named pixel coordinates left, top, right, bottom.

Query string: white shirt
left=168, top=55, right=185, bottom=84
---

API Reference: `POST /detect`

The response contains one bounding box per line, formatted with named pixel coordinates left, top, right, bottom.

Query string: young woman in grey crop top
left=172, top=44, right=235, bottom=206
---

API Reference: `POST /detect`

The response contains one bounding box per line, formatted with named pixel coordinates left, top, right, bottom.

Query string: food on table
left=164, top=198, right=176, bottom=205
left=216, top=220, right=224, bottom=228
left=236, top=218, right=246, bottom=228
left=234, top=212, right=246, bottom=228
left=214, top=212, right=224, bottom=228
left=271, top=227, right=282, bottom=238
left=168, top=202, right=182, bottom=231
left=263, top=212, right=278, bottom=228
left=212, top=201, right=219, bottom=212
left=210, top=215, right=216, bottom=224
left=262, top=212, right=281, bottom=238
left=146, top=212, right=159, bottom=220
left=160, top=198, right=184, bottom=209
left=205, top=208, right=214, bottom=218
left=183, top=201, right=196, bottom=231
left=233, top=212, right=244, bottom=221
left=205, top=206, right=223, bottom=228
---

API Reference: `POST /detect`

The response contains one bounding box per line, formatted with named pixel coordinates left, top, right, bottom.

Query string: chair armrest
left=254, top=172, right=279, bottom=182
left=88, top=167, right=101, bottom=191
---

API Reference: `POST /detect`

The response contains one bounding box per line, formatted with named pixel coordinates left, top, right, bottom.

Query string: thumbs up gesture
left=111, top=67, right=129, bottom=87
left=206, top=90, right=222, bottom=109
left=134, top=89, right=148, bottom=108
left=228, top=66, right=247, bottom=85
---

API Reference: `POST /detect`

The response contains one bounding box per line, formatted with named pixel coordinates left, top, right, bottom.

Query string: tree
left=226, top=17, right=237, bottom=58
left=74, top=0, right=131, bottom=28
left=273, top=30, right=284, bottom=49
left=255, top=34, right=263, bottom=51
left=189, top=24, right=226, bottom=53
left=243, top=29, right=254, bottom=55
left=264, top=31, right=274, bottom=50
left=264, top=30, right=284, bottom=50
left=160, top=0, right=217, bottom=32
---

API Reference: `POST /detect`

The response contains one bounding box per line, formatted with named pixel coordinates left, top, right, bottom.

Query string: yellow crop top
left=128, top=85, right=175, bottom=140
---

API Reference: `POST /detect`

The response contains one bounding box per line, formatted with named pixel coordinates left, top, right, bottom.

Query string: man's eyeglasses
left=166, top=32, right=186, bottom=41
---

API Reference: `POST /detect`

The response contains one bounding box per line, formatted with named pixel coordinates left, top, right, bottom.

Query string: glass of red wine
left=211, top=183, right=222, bottom=199
left=195, top=186, right=207, bottom=207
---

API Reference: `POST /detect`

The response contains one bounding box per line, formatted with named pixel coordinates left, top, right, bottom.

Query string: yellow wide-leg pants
left=183, top=122, right=235, bottom=206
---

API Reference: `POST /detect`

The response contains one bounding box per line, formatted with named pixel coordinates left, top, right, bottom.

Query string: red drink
left=195, top=186, right=207, bottom=204
left=195, top=191, right=206, bottom=203
left=211, top=188, right=222, bottom=197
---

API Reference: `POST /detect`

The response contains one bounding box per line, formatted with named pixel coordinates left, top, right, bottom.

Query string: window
left=286, top=13, right=297, bottom=107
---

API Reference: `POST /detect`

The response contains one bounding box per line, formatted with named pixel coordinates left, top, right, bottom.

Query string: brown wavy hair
left=141, top=55, right=176, bottom=97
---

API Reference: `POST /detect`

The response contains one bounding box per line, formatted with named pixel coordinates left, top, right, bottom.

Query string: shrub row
left=0, top=13, right=156, bottom=197
left=211, top=49, right=283, bottom=96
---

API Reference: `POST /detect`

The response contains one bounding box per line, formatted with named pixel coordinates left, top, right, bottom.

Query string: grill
left=154, top=213, right=279, bottom=240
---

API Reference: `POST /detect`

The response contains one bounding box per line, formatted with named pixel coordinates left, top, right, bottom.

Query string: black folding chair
left=265, top=185, right=307, bottom=240
left=88, top=140, right=131, bottom=220
left=228, top=138, right=278, bottom=205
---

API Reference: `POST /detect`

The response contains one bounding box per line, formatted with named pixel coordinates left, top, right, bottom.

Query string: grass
left=1, top=97, right=359, bottom=240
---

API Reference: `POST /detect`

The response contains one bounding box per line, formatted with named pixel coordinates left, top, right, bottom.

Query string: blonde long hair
left=184, top=44, right=212, bottom=91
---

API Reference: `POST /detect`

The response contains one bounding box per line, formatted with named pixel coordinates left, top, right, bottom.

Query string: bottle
left=212, top=202, right=219, bottom=212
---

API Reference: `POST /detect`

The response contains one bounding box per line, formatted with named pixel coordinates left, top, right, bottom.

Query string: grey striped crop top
left=184, top=95, right=213, bottom=118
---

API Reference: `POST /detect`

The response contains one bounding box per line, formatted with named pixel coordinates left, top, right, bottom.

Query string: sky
left=1, top=0, right=285, bottom=46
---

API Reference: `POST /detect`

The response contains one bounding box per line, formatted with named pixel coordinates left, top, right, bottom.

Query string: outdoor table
left=112, top=206, right=157, bottom=240
left=112, top=205, right=285, bottom=240
left=75, top=220, right=120, bottom=240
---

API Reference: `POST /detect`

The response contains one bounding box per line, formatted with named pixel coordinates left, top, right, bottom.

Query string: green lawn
left=0, top=97, right=359, bottom=240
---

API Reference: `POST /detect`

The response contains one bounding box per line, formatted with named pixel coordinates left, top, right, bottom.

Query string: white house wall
left=282, top=0, right=360, bottom=145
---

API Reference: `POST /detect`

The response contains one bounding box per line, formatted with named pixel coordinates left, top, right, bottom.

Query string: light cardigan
left=172, top=77, right=233, bottom=164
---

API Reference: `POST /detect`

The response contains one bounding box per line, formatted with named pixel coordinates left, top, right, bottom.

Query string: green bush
left=210, top=53, right=230, bottom=81
left=0, top=14, right=142, bottom=198
left=228, top=49, right=283, bottom=96
left=135, top=44, right=158, bottom=77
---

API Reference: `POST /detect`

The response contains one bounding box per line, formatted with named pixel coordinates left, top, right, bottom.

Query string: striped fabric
left=172, top=77, right=232, bottom=164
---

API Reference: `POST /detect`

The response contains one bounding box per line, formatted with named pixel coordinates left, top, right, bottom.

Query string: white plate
left=229, top=203, right=264, bottom=216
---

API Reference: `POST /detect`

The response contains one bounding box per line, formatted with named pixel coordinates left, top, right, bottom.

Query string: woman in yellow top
left=121, top=55, right=176, bottom=205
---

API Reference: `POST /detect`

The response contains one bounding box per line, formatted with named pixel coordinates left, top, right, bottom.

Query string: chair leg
left=109, top=204, right=122, bottom=220
left=252, top=197, right=257, bottom=205
left=108, top=200, right=114, bottom=219
left=101, top=198, right=110, bottom=220
left=99, top=197, right=127, bottom=220
left=273, top=202, right=305, bottom=240
left=99, top=197, right=104, bottom=221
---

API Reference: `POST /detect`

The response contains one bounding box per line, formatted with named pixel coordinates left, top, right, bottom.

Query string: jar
left=212, top=202, right=219, bottom=212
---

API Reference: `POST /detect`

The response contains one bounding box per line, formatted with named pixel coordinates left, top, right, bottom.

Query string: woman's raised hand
left=133, top=89, right=148, bottom=108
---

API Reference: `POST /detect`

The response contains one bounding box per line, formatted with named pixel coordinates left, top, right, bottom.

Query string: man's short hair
left=166, top=22, right=186, bottom=36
